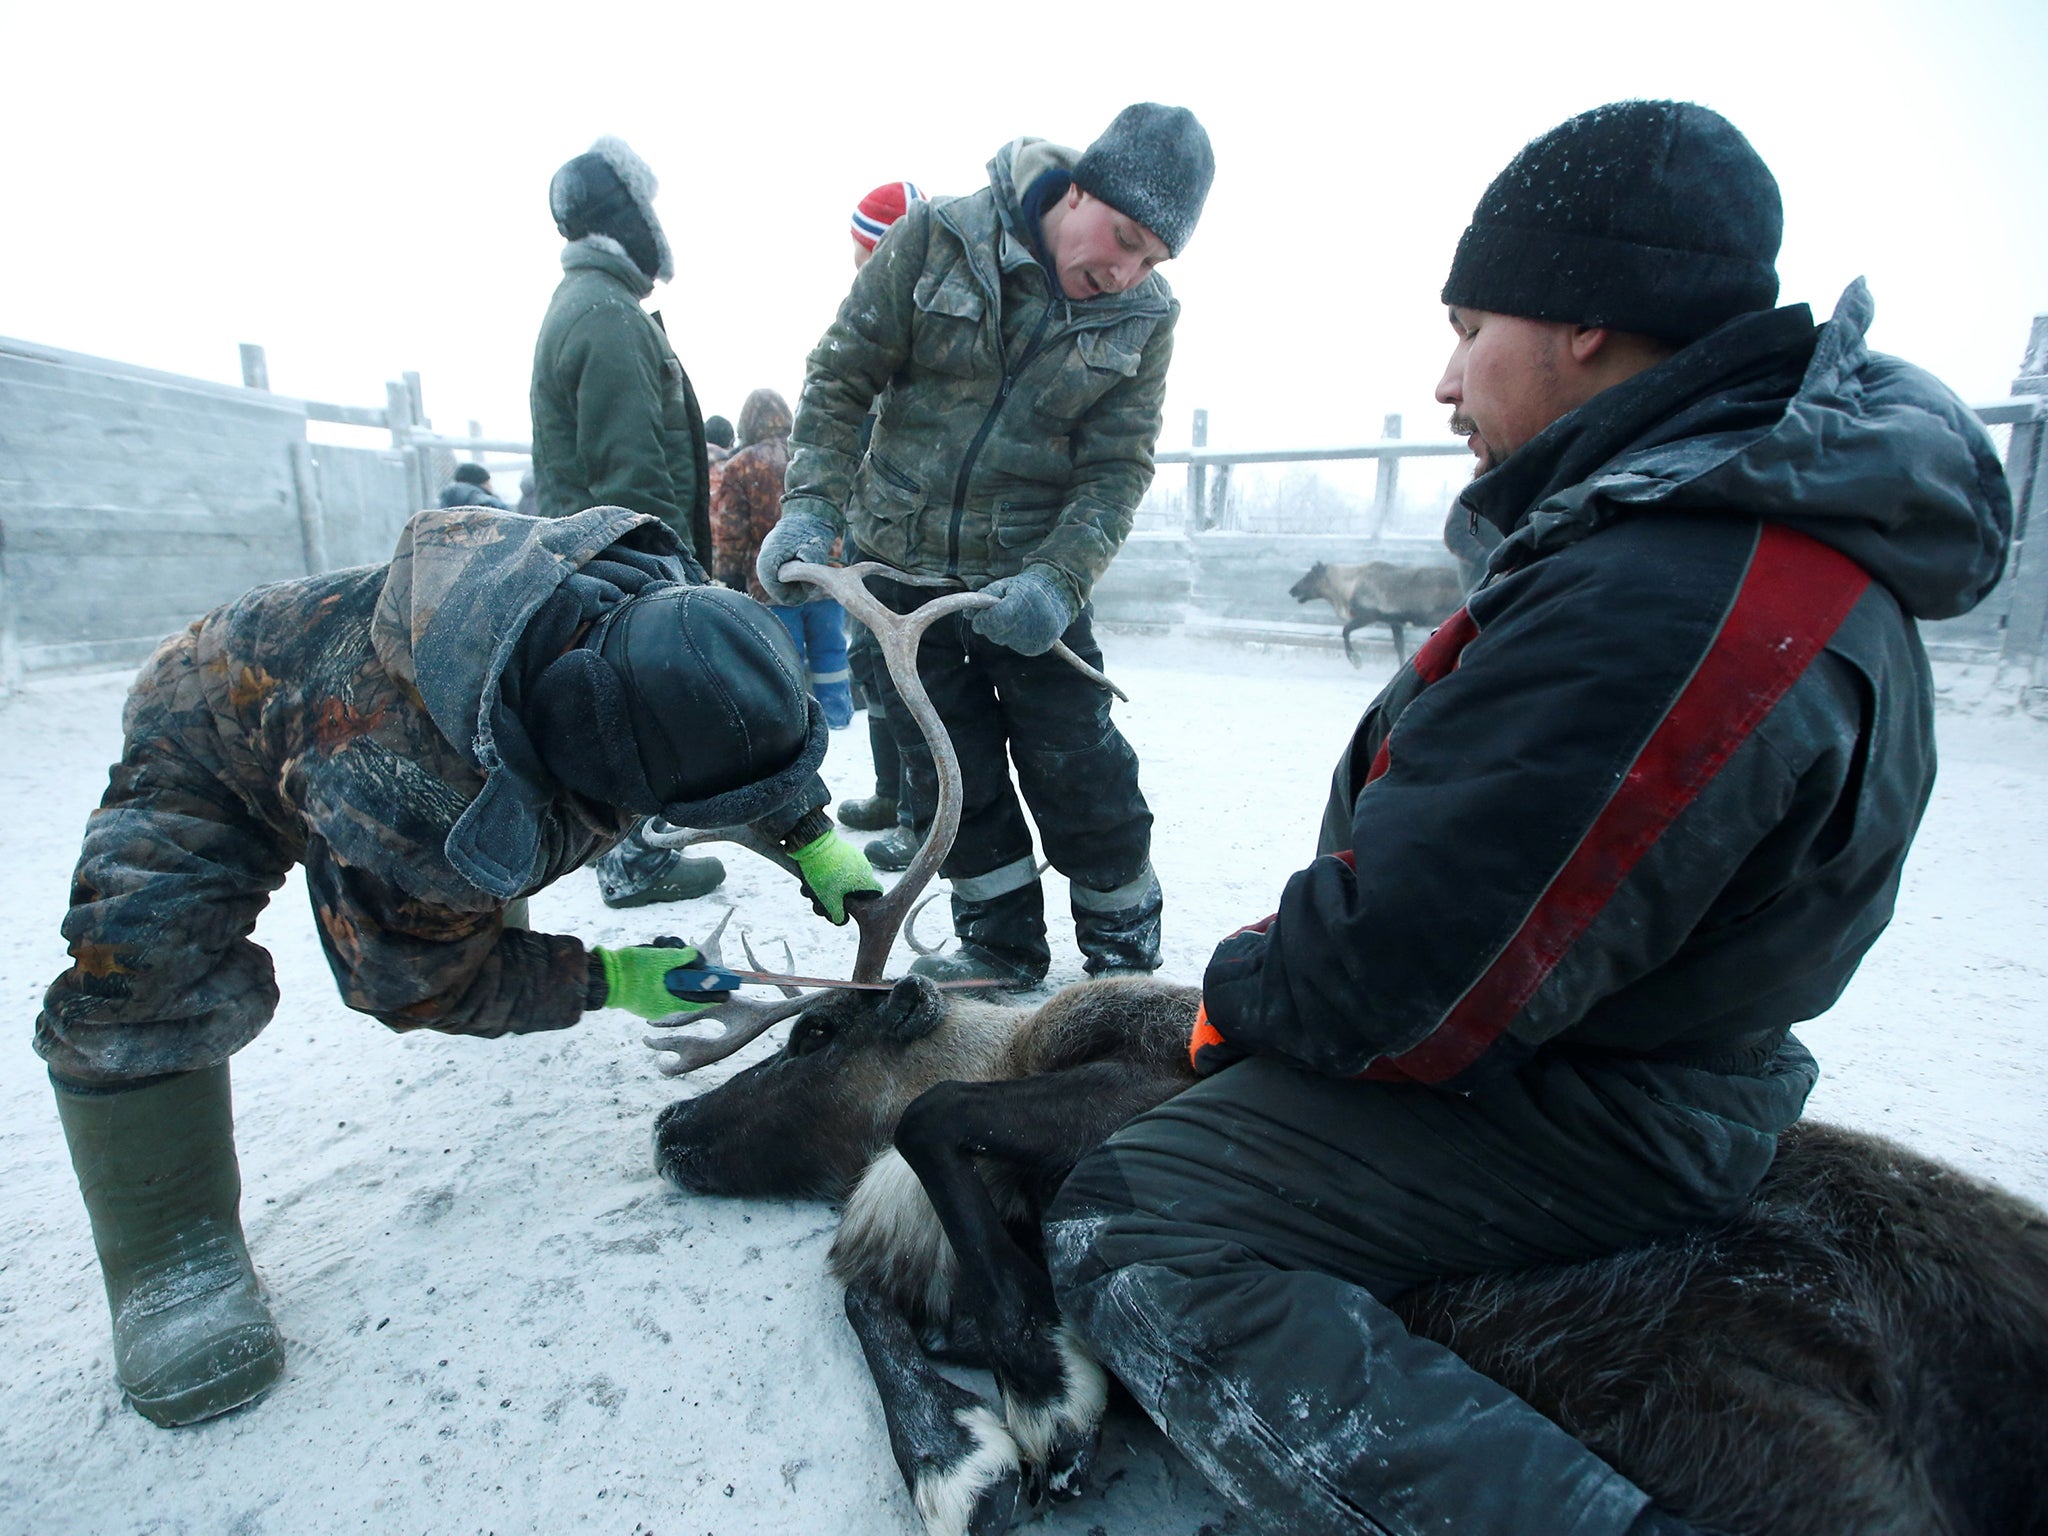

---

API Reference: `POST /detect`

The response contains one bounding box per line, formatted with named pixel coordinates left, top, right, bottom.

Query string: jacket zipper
left=947, top=289, right=1057, bottom=579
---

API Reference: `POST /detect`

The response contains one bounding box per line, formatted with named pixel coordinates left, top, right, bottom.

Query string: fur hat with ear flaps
left=524, top=583, right=826, bottom=830
left=549, top=135, right=675, bottom=285
left=1442, top=100, right=1782, bottom=345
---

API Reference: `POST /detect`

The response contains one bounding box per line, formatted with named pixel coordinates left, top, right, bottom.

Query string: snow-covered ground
left=3, top=634, right=2044, bottom=1536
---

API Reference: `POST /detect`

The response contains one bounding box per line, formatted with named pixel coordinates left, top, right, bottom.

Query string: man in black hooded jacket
left=1046, top=101, right=2012, bottom=1535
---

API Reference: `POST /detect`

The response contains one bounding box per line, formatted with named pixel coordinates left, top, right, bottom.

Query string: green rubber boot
left=53, top=1065, right=285, bottom=1426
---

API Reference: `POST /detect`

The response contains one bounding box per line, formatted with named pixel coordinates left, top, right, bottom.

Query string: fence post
left=1211, top=462, right=1232, bottom=530
left=386, top=380, right=426, bottom=511
left=238, top=343, right=270, bottom=391
left=384, top=381, right=412, bottom=449
left=0, top=519, right=18, bottom=697
left=289, top=440, right=330, bottom=575
left=1370, top=413, right=1403, bottom=537
left=1998, top=316, right=2048, bottom=708
left=467, top=419, right=485, bottom=465
left=1187, top=409, right=1209, bottom=535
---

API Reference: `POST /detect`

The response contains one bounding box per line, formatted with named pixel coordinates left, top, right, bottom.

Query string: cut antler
left=642, top=559, right=1124, bottom=1074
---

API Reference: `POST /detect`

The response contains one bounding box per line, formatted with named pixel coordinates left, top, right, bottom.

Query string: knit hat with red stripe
left=851, top=181, right=926, bottom=251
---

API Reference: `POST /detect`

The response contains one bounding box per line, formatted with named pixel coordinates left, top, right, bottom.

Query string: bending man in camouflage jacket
left=38, top=505, right=880, bottom=1429
left=758, top=103, right=1215, bottom=987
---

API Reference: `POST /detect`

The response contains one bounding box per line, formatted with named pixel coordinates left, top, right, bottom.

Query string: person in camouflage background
left=38, top=505, right=880, bottom=1429
left=756, top=104, right=1215, bottom=988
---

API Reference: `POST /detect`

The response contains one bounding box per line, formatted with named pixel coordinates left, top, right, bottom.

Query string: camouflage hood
left=371, top=505, right=693, bottom=897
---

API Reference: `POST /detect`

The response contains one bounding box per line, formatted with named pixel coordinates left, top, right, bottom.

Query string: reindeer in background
left=644, top=562, right=2048, bottom=1536
left=1289, top=557, right=1465, bottom=665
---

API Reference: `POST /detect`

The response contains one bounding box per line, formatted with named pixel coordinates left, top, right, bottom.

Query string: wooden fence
left=4, top=321, right=2046, bottom=709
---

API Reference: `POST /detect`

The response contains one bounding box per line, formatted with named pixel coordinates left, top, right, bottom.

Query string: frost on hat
left=851, top=181, right=926, bottom=251
left=1441, top=100, right=1782, bottom=344
left=1073, top=103, right=1214, bottom=257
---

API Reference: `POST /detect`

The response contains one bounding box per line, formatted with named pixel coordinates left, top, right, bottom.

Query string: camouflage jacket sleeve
left=1031, top=302, right=1177, bottom=606
left=305, top=840, right=589, bottom=1036
left=563, top=302, right=690, bottom=538
left=782, top=206, right=928, bottom=527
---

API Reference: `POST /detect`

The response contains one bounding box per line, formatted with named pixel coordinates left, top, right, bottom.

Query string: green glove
left=789, top=828, right=883, bottom=925
left=590, top=943, right=733, bottom=1019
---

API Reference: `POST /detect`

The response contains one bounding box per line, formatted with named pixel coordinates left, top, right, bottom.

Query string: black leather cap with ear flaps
left=528, top=583, right=826, bottom=828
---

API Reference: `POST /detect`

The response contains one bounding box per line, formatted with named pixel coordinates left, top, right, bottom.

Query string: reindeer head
left=1289, top=562, right=1329, bottom=603
left=652, top=975, right=1016, bottom=1201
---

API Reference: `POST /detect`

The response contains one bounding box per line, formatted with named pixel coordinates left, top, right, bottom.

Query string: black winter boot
left=1073, top=868, right=1164, bottom=976
left=835, top=794, right=899, bottom=833
left=53, top=1065, right=285, bottom=1426
left=909, top=881, right=1049, bottom=991
left=863, top=822, right=921, bottom=873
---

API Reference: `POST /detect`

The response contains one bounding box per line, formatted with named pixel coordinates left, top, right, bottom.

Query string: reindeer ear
left=877, top=975, right=945, bottom=1041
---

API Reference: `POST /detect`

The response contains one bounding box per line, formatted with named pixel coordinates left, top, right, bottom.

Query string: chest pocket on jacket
left=1032, top=326, right=1146, bottom=426
left=910, top=267, right=987, bottom=379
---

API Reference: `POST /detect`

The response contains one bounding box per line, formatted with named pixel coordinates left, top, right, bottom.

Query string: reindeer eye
left=786, top=1016, right=834, bottom=1057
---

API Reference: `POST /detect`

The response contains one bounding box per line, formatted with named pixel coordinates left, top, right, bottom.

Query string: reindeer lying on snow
left=646, top=562, right=2048, bottom=1536
left=656, top=972, right=2048, bottom=1536
left=1289, top=557, right=1464, bottom=665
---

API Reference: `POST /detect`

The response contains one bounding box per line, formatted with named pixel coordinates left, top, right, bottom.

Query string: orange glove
left=1189, top=999, right=1249, bottom=1076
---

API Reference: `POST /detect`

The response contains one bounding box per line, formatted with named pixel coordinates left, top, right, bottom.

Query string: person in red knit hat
left=850, top=179, right=924, bottom=268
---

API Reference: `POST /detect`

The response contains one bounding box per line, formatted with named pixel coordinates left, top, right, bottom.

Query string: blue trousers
left=772, top=601, right=853, bottom=729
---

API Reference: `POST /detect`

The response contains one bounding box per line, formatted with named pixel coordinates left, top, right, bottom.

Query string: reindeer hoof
left=1039, top=1422, right=1101, bottom=1503
left=911, top=1405, right=1026, bottom=1536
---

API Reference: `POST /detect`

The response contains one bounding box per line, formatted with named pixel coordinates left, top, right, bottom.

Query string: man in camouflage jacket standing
left=38, top=506, right=879, bottom=1428
left=758, top=104, right=1214, bottom=987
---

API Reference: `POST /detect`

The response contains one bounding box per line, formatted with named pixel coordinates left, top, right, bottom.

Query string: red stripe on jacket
left=1365, top=525, right=1871, bottom=1084
left=1364, top=609, right=1479, bottom=785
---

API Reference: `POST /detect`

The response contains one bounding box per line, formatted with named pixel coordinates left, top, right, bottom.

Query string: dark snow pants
left=847, top=618, right=927, bottom=817
left=870, top=580, right=1160, bottom=974
left=1045, top=1040, right=1819, bottom=1536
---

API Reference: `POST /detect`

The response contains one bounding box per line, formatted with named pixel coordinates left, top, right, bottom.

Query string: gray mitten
left=755, top=507, right=842, bottom=604
left=969, top=568, right=1079, bottom=656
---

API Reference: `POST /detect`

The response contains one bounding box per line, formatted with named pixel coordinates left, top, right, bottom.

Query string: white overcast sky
left=4, top=0, right=2044, bottom=456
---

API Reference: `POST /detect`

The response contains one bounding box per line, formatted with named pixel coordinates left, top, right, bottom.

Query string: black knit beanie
left=1442, top=101, right=1782, bottom=344
left=453, top=462, right=491, bottom=487
left=523, top=584, right=826, bottom=828
left=1073, top=103, right=1215, bottom=257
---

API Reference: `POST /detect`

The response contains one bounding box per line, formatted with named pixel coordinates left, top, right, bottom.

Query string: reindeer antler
left=643, top=559, right=1124, bottom=1074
